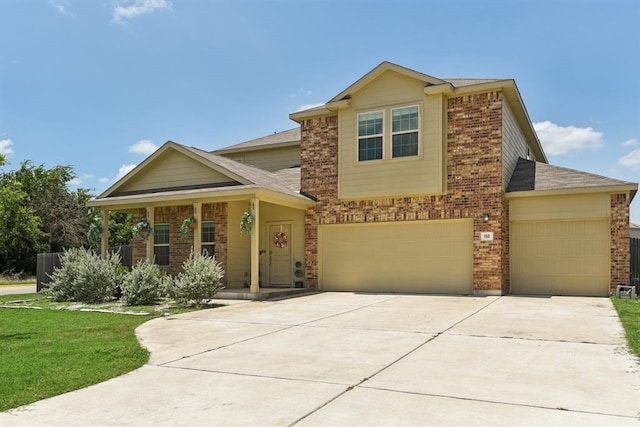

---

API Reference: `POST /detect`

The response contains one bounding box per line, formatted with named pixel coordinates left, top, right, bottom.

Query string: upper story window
left=357, top=105, right=420, bottom=162
left=392, top=106, right=419, bottom=157
left=358, top=111, right=383, bottom=161
left=201, top=221, right=215, bottom=257
left=154, top=224, right=170, bottom=266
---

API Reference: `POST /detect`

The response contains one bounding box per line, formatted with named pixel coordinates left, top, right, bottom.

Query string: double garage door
left=318, top=219, right=473, bottom=294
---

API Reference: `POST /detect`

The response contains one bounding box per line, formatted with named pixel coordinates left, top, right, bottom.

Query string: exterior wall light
left=483, top=213, right=490, bottom=222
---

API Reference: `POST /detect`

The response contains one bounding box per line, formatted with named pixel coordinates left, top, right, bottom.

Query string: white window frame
left=153, top=223, right=170, bottom=266
left=201, top=221, right=215, bottom=257
left=357, top=110, right=385, bottom=162
left=391, top=104, right=420, bottom=159
left=356, top=104, right=421, bottom=163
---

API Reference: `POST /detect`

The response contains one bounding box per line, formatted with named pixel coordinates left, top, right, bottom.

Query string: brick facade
left=301, top=92, right=508, bottom=294
left=611, top=193, right=631, bottom=291
left=131, top=203, right=228, bottom=282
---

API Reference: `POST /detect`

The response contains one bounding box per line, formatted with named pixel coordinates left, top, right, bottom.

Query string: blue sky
left=1, top=0, right=639, bottom=222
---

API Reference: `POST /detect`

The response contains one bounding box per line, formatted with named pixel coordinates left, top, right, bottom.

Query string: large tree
left=0, top=182, right=45, bottom=274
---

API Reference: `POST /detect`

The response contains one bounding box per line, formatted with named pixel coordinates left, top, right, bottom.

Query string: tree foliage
left=87, top=211, right=133, bottom=249
left=0, top=162, right=93, bottom=253
left=0, top=182, right=46, bottom=273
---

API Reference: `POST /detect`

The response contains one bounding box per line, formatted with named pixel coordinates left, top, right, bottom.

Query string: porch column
left=193, top=202, right=202, bottom=255
left=100, top=209, right=109, bottom=259
left=250, top=198, right=260, bottom=293
left=146, top=206, right=155, bottom=261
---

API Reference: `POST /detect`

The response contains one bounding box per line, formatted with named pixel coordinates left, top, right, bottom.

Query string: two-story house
left=88, top=62, right=637, bottom=297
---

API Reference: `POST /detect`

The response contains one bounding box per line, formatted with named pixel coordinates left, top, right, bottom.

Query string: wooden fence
left=632, top=238, right=639, bottom=288
left=36, top=245, right=132, bottom=292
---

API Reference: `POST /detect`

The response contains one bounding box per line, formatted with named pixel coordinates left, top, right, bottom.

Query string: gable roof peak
left=328, top=61, right=446, bottom=103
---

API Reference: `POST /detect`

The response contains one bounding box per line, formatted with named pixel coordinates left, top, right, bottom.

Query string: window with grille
left=153, top=224, right=169, bottom=266
left=201, top=221, right=215, bottom=257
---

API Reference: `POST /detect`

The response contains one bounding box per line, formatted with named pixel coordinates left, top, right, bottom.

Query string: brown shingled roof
left=185, top=145, right=304, bottom=197
left=507, top=158, right=635, bottom=193
left=443, top=78, right=504, bottom=87
left=214, top=128, right=300, bottom=153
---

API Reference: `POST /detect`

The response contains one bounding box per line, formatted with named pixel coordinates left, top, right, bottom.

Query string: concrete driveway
left=1, top=293, right=639, bottom=426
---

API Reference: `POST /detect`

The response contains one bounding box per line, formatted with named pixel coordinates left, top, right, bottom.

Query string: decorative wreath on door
left=273, top=231, right=288, bottom=248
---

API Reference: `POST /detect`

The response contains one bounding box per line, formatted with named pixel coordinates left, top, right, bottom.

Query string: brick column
left=611, top=193, right=631, bottom=292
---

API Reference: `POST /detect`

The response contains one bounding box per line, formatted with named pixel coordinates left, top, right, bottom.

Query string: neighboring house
left=88, top=62, right=638, bottom=297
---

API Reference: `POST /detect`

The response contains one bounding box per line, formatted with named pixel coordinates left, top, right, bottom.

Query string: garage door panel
left=511, top=219, right=609, bottom=296
left=319, top=220, right=472, bottom=294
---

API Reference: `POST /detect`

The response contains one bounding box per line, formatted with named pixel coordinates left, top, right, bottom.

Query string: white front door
left=269, top=223, right=292, bottom=287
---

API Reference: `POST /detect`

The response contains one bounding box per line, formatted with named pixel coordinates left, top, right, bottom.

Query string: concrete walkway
left=0, top=284, right=36, bottom=295
left=1, top=293, right=639, bottom=425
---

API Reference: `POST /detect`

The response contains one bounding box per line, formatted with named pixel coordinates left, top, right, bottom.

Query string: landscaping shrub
left=121, top=258, right=166, bottom=306
left=168, top=251, right=224, bottom=306
left=46, top=247, right=123, bottom=303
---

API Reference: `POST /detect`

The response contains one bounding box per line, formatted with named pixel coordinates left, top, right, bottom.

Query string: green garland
left=180, top=216, right=197, bottom=238
left=240, top=211, right=253, bottom=236
left=132, top=217, right=152, bottom=239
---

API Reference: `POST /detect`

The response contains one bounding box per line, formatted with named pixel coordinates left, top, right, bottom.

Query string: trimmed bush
left=169, top=251, right=224, bottom=306
left=46, top=248, right=123, bottom=303
left=121, top=259, right=166, bottom=306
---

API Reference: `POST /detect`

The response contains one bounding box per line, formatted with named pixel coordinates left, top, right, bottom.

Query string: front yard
left=0, top=292, right=219, bottom=411
left=611, top=296, right=640, bottom=358
left=1, top=292, right=638, bottom=413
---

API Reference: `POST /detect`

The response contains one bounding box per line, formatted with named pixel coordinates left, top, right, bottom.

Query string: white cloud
left=0, top=138, right=14, bottom=156
left=48, top=0, right=74, bottom=16
left=83, top=173, right=94, bottom=179
left=295, top=103, right=325, bottom=112
left=67, top=177, right=82, bottom=186
left=622, top=138, right=638, bottom=147
left=129, top=139, right=158, bottom=155
left=116, top=164, right=137, bottom=180
left=113, top=0, right=172, bottom=23
left=98, top=177, right=110, bottom=183
left=618, top=149, right=640, bottom=171
left=533, top=121, right=603, bottom=155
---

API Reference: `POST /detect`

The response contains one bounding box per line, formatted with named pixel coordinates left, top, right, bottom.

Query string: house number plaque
left=480, top=232, right=494, bottom=242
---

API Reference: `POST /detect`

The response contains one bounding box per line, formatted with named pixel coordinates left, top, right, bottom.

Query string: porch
left=213, top=286, right=317, bottom=301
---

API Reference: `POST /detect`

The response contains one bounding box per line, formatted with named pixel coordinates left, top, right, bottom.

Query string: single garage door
left=318, top=219, right=473, bottom=294
left=511, top=219, right=610, bottom=296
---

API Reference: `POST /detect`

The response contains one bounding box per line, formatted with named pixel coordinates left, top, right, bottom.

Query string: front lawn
left=0, top=306, right=150, bottom=411
left=0, top=293, right=221, bottom=412
left=611, top=297, right=640, bottom=358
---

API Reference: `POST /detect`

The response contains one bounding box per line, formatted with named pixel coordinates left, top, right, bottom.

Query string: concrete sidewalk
left=1, top=293, right=639, bottom=425
left=0, top=284, right=36, bottom=295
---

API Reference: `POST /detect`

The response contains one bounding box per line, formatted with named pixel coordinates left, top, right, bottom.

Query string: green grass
left=611, top=297, right=640, bottom=358
left=0, top=308, right=151, bottom=411
left=0, top=293, right=223, bottom=412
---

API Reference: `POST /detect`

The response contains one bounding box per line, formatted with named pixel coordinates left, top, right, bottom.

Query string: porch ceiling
left=86, top=185, right=315, bottom=211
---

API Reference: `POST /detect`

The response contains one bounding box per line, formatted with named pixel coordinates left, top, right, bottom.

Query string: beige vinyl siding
left=225, top=201, right=305, bottom=289
left=226, top=201, right=251, bottom=288
left=502, top=101, right=532, bottom=189
left=117, top=150, right=235, bottom=194
left=219, top=146, right=300, bottom=172
left=510, top=193, right=610, bottom=222
left=338, top=70, right=445, bottom=199
left=318, top=219, right=473, bottom=294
